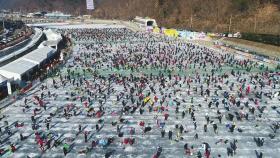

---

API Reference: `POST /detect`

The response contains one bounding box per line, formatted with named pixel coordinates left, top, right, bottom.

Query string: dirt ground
left=221, top=38, right=280, bottom=59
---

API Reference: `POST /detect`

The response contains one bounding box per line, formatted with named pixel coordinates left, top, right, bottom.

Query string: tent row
left=0, top=29, right=62, bottom=82
left=0, top=46, right=55, bottom=81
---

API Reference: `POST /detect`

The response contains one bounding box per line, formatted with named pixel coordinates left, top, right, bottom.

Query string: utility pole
left=1, top=12, right=5, bottom=30
left=228, top=14, right=232, bottom=33
left=190, top=13, right=193, bottom=30
left=254, top=15, right=257, bottom=33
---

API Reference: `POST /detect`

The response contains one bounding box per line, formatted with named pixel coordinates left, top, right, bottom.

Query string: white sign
left=86, top=0, right=95, bottom=10
left=7, top=81, right=12, bottom=95
left=60, top=52, right=64, bottom=61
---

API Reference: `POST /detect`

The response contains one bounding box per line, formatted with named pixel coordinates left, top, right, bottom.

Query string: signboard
left=86, top=0, right=95, bottom=10
left=60, top=52, right=64, bottom=61
left=7, top=81, right=12, bottom=95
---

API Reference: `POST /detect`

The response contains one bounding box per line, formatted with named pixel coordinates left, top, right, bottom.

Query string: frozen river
left=0, top=24, right=279, bottom=158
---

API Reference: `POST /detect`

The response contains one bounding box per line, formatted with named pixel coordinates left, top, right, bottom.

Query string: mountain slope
left=0, top=0, right=279, bottom=34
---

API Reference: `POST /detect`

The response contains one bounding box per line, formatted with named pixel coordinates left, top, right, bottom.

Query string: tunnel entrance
left=147, top=21, right=154, bottom=27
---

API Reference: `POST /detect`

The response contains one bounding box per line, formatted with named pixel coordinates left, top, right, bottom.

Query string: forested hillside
left=0, top=0, right=279, bottom=34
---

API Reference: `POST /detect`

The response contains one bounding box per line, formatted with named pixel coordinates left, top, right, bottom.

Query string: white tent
left=0, top=46, right=56, bottom=81
left=44, top=29, right=62, bottom=42
left=0, top=59, right=37, bottom=80
left=0, top=74, right=8, bottom=84
left=22, top=47, right=55, bottom=65
left=39, top=29, right=63, bottom=50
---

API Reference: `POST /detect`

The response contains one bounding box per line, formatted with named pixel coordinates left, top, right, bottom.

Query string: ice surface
left=0, top=25, right=279, bottom=158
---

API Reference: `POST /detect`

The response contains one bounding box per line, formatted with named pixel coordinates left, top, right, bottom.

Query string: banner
left=86, top=0, right=95, bottom=10
left=7, top=81, right=12, bottom=95
left=164, top=29, right=179, bottom=37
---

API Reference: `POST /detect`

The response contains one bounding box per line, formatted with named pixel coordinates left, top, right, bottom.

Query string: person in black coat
left=168, top=130, right=172, bottom=140
left=161, top=129, right=165, bottom=138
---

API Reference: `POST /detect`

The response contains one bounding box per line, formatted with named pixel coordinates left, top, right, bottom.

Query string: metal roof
left=0, top=46, right=54, bottom=78
left=0, top=59, right=37, bottom=76
left=22, top=46, right=55, bottom=64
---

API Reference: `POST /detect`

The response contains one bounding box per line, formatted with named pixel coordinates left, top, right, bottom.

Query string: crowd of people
left=0, top=26, right=279, bottom=157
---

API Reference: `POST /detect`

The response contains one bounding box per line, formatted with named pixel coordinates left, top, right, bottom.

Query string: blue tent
left=99, top=139, right=108, bottom=147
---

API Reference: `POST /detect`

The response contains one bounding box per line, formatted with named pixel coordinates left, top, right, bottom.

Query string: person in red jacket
left=10, top=144, right=16, bottom=152
left=38, top=139, right=44, bottom=151
left=139, top=121, right=145, bottom=127
left=164, top=113, right=169, bottom=120
left=204, top=149, right=210, bottom=158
